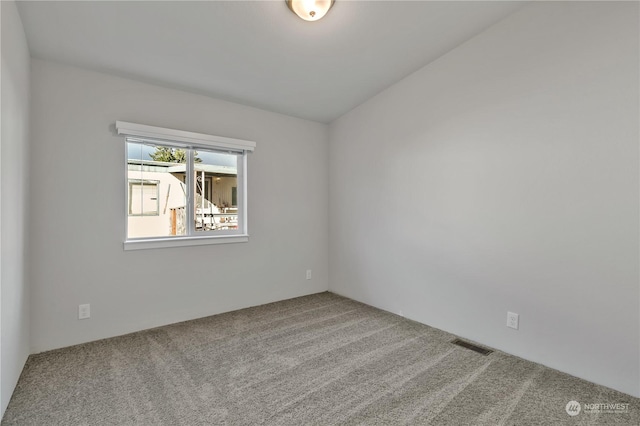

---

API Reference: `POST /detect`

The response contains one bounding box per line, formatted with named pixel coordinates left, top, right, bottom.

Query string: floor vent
left=451, top=339, right=493, bottom=356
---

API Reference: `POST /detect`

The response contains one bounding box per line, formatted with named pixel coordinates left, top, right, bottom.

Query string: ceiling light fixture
left=286, top=0, right=334, bottom=22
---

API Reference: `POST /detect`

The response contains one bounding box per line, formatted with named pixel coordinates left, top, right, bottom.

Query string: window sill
left=124, top=234, right=249, bottom=251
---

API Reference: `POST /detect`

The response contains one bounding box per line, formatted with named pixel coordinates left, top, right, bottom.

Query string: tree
left=149, top=147, right=201, bottom=163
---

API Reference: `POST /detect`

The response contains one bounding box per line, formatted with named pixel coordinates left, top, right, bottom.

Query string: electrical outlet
left=306, top=269, right=312, bottom=280
left=79, top=304, right=91, bottom=320
left=507, top=311, right=519, bottom=330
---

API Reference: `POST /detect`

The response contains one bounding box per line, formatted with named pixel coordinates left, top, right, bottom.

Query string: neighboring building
left=127, top=159, right=238, bottom=238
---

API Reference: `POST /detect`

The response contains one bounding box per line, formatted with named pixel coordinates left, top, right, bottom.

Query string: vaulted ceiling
left=17, top=1, right=526, bottom=123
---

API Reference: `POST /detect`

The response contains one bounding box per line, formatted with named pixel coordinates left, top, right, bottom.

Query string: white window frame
left=117, top=121, right=255, bottom=250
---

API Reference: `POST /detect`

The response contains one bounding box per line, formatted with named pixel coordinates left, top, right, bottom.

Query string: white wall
left=29, top=59, right=329, bottom=353
left=329, top=1, right=639, bottom=397
left=0, top=0, right=31, bottom=416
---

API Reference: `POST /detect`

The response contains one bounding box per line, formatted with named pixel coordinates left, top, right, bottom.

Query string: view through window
left=127, top=140, right=240, bottom=239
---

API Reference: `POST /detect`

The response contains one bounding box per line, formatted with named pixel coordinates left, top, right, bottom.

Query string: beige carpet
left=2, top=292, right=638, bottom=425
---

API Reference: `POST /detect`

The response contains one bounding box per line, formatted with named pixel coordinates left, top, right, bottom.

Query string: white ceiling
left=16, top=1, right=526, bottom=123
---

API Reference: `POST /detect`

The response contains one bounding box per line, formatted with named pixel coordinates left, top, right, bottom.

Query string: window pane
left=127, top=141, right=187, bottom=238
left=193, top=149, right=239, bottom=232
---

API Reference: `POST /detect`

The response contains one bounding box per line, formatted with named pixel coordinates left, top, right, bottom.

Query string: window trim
left=116, top=121, right=256, bottom=153
left=123, top=234, right=249, bottom=251
left=117, top=121, right=255, bottom=250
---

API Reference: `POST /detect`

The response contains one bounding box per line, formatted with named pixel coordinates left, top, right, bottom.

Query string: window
left=128, top=179, right=159, bottom=216
left=116, top=121, right=255, bottom=250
